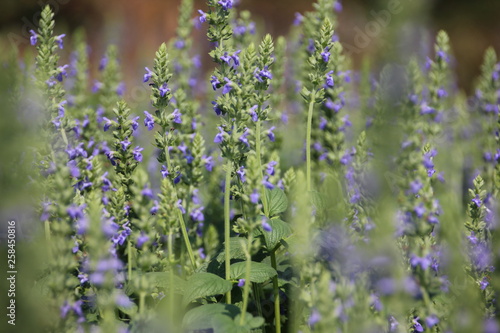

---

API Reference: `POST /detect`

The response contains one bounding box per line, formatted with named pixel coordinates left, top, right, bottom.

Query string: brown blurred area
left=1, top=0, right=500, bottom=93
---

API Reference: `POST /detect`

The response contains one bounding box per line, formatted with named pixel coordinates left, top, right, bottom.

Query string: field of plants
left=1, top=0, right=500, bottom=332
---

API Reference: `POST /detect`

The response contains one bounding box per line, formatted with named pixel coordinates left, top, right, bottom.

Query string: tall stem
left=271, top=251, right=282, bottom=333
left=306, top=91, right=316, bottom=192
left=240, top=233, right=254, bottom=325
left=168, top=231, right=175, bottom=318
left=165, top=145, right=197, bottom=270
left=224, top=159, right=232, bottom=304
left=127, top=240, right=132, bottom=281
left=256, top=120, right=269, bottom=216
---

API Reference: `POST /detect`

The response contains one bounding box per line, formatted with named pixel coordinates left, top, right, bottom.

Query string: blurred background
left=1, top=0, right=500, bottom=94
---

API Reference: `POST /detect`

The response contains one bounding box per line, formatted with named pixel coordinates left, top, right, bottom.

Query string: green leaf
left=117, top=302, right=138, bottom=316
left=309, top=190, right=324, bottom=212
left=182, top=273, right=233, bottom=306
left=265, top=188, right=288, bottom=216
left=216, top=237, right=247, bottom=263
left=183, top=303, right=241, bottom=331
left=230, top=261, right=277, bottom=283
left=125, top=271, right=186, bottom=295
left=263, top=219, right=293, bottom=250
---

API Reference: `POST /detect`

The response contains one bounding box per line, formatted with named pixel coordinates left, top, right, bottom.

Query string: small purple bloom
left=239, top=128, right=250, bottom=147
left=143, top=67, right=153, bottom=82
left=159, top=83, right=170, bottom=97
left=334, top=1, right=343, bottom=12
left=425, top=315, right=439, bottom=328
left=266, top=161, right=278, bottom=176
left=256, top=67, right=272, bottom=83
left=131, top=116, right=140, bottom=132
left=141, top=186, right=154, bottom=199
left=144, top=111, right=155, bottom=130
left=177, top=199, right=186, bottom=214
left=55, top=34, right=66, bottom=49
left=250, top=190, right=259, bottom=204
left=172, top=109, right=182, bottom=124
left=410, top=180, right=423, bottom=194
left=202, top=155, right=214, bottom=171
left=190, top=206, right=205, bottom=222
left=249, top=105, right=258, bottom=122
left=218, top=0, right=233, bottom=10
left=161, top=165, right=169, bottom=178
left=236, top=166, right=246, bottom=183
left=210, top=75, right=221, bottom=90
left=198, top=10, right=208, bottom=23
left=103, top=117, right=113, bottom=131
left=472, top=195, right=482, bottom=208
left=214, top=126, right=225, bottom=143
left=120, top=139, right=131, bottom=151
left=412, top=318, right=424, bottom=333
left=293, top=12, right=304, bottom=26
left=29, top=30, right=37, bottom=45
left=150, top=201, right=159, bottom=215
left=321, top=49, right=330, bottom=62
left=308, top=309, right=321, bottom=327
left=222, top=78, right=233, bottom=94
left=237, top=279, right=245, bottom=287
left=67, top=204, right=85, bottom=220
left=262, top=218, right=272, bottom=232
left=267, top=126, right=276, bottom=142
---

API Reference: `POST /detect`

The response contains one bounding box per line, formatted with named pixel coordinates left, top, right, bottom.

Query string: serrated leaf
left=183, top=303, right=241, bottom=331
left=182, top=273, right=233, bottom=306
left=309, top=190, right=324, bottom=212
left=230, top=261, right=277, bottom=283
left=266, top=188, right=288, bottom=216
left=263, top=219, right=293, bottom=250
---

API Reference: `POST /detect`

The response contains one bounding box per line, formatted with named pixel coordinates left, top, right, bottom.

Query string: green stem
left=240, top=232, right=254, bottom=325
left=270, top=251, right=282, bottom=333
left=127, top=239, right=132, bottom=281
left=306, top=91, right=316, bottom=192
left=60, top=127, right=68, bottom=147
left=168, top=231, right=175, bottom=318
left=224, top=159, right=232, bottom=304
left=256, top=119, right=270, bottom=216
left=165, top=144, right=197, bottom=270
left=139, top=292, right=146, bottom=314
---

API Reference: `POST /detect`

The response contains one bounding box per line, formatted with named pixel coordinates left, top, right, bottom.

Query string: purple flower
left=249, top=105, right=258, bottom=122
left=437, top=50, right=450, bottom=63
left=256, top=67, right=272, bottom=82
left=293, top=12, right=304, bottom=26
left=99, top=55, right=108, bottom=70
left=177, top=199, right=186, bottom=214
left=414, top=203, right=426, bottom=218
left=321, top=49, right=330, bottom=62
left=141, top=186, right=154, bottom=199
left=262, top=218, right=272, bottom=232
left=222, top=78, right=233, bottom=94
left=410, top=254, right=431, bottom=270
left=437, top=87, right=448, bottom=98
left=121, top=139, right=131, bottom=151
left=267, top=126, right=276, bottom=142
left=238, top=279, right=245, bottom=287
left=325, top=73, right=334, bottom=87
left=159, top=83, right=170, bottom=97
left=55, top=65, right=69, bottom=82
left=144, top=111, right=155, bottom=130
left=172, top=109, right=182, bottom=124
left=116, top=293, right=134, bottom=308
left=266, top=161, right=278, bottom=176
left=214, top=126, right=225, bottom=143
left=29, top=30, right=37, bottom=45
left=239, top=128, right=250, bottom=147
left=412, top=317, right=424, bottom=333
left=198, top=10, right=208, bottom=23
left=202, top=155, right=214, bottom=171
left=221, top=52, right=232, bottom=64
left=143, top=67, right=153, bottom=82
left=472, top=195, right=482, bottom=208
left=55, top=34, right=66, bottom=49
left=409, top=180, right=423, bottom=194
left=480, top=276, right=489, bottom=290
left=425, top=315, right=439, bottom=328
left=334, top=1, right=343, bottom=12
left=218, top=0, right=233, bottom=10
left=231, top=50, right=241, bottom=67
left=236, top=166, right=246, bottom=183
left=67, top=204, right=85, bottom=220
left=308, top=309, right=321, bottom=327
left=68, top=160, right=80, bottom=178
left=150, top=201, right=159, bottom=215
left=250, top=190, right=259, bottom=204
left=420, top=102, right=435, bottom=115
left=160, top=165, right=170, bottom=178
left=212, top=101, right=223, bottom=116
left=103, top=117, right=113, bottom=131
left=210, top=75, right=221, bottom=90
left=190, top=206, right=205, bottom=222
left=131, top=116, right=140, bottom=132
left=174, top=39, right=185, bottom=49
